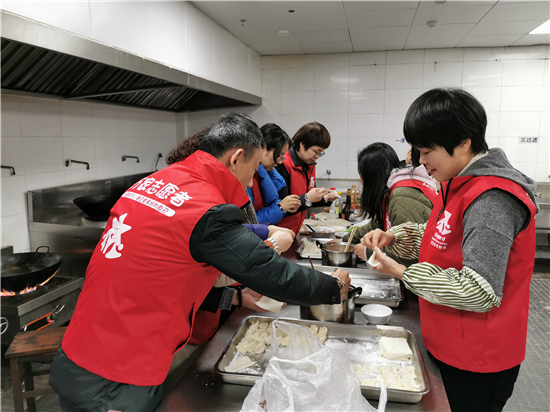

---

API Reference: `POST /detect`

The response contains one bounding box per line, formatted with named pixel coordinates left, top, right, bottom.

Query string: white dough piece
left=256, top=296, right=284, bottom=313
left=379, top=337, right=413, bottom=361
left=367, top=252, right=386, bottom=268
left=225, top=356, right=255, bottom=373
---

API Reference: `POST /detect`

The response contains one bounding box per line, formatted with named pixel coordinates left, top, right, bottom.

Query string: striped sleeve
left=386, top=222, right=426, bottom=261
left=402, top=263, right=502, bottom=312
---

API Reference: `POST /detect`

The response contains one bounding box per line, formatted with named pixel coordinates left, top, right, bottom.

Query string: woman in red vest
left=362, top=88, right=538, bottom=412
left=343, top=142, right=437, bottom=267
left=276, top=122, right=339, bottom=234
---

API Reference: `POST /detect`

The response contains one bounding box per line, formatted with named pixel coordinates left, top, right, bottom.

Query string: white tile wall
left=184, top=45, right=548, bottom=186
left=1, top=95, right=177, bottom=252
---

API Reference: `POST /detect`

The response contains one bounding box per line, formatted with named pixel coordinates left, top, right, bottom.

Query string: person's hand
left=354, top=244, right=367, bottom=260
left=326, top=193, right=340, bottom=202
left=361, top=229, right=395, bottom=249
left=268, top=225, right=295, bottom=238
left=331, top=268, right=351, bottom=302
left=279, top=195, right=301, bottom=212
left=233, top=288, right=287, bottom=312
left=307, top=187, right=327, bottom=203
left=270, top=231, right=293, bottom=252
left=369, top=247, right=406, bottom=279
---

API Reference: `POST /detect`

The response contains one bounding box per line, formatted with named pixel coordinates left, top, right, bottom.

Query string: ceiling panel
left=192, top=1, right=550, bottom=56
left=343, top=1, right=419, bottom=13
left=480, top=2, right=550, bottom=22
left=301, top=42, right=353, bottom=54
left=469, top=20, right=547, bottom=36
left=458, top=34, right=524, bottom=47
left=351, top=26, right=410, bottom=52
left=513, top=33, right=550, bottom=46
left=405, top=36, right=463, bottom=50
left=266, top=1, right=348, bottom=31
left=408, top=24, right=476, bottom=39
left=347, top=9, right=417, bottom=29
left=413, top=5, right=493, bottom=25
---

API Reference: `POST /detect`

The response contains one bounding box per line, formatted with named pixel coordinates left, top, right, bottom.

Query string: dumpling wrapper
left=368, top=252, right=386, bottom=268
left=256, top=296, right=284, bottom=313
left=224, top=356, right=255, bottom=373
left=379, top=337, right=413, bottom=361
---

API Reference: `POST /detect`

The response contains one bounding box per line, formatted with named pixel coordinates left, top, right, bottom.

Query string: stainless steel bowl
left=321, top=242, right=357, bottom=267
left=300, top=286, right=362, bottom=324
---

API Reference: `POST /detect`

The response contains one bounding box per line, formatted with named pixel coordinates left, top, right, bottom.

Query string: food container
left=214, top=316, right=430, bottom=403
left=300, top=286, right=362, bottom=324
left=308, top=226, right=336, bottom=238
left=321, top=242, right=357, bottom=267
left=361, top=304, right=393, bottom=325
left=295, top=263, right=404, bottom=307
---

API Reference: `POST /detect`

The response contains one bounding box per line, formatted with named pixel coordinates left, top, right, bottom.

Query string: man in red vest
left=361, top=88, right=538, bottom=412
left=49, top=113, right=350, bottom=412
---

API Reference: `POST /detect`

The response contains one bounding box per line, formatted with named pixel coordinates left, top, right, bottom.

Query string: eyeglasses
left=309, top=147, right=325, bottom=159
left=275, top=154, right=286, bottom=164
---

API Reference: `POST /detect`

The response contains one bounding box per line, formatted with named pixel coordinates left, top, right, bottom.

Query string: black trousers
left=430, top=352, right=521, bottom=412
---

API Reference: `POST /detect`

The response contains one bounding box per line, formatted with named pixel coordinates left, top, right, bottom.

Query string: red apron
left=418, top=175, right=536, bottom=372
left=62, top=151, right=250, bottom=386
left=278, top=154, right=316, bottom=234
left=384, top=179, right=438, bottom=231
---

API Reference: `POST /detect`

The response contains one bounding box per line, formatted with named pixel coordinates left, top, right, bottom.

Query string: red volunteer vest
left=384, top=179, right=438, bottom=231
left=62, top=151, right=250, bottom=386
left=418, top=175, right=536, bottom=373
left=278, top=154, right=316, bottom=233
left=251, top=172, right=265, bottom=212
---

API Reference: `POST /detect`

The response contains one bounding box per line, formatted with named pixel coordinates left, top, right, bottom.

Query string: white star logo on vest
left=100, top=213, right=132, bottom=259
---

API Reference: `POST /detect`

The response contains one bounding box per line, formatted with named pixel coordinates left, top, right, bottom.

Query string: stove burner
left=1, top=270, right=58, bottom=297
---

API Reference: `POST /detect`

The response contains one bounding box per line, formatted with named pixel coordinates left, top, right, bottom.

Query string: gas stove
left=1, top=275, right=84, bottom=347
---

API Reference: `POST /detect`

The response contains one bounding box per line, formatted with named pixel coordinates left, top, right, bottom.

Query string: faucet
left=65, top=159, right=90, bottom=170
left=122, top=155, right=140, bottom=163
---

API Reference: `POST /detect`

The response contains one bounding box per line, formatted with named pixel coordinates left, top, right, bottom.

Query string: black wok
left=1, top=246, right=63, bottom=292
left=73, top=193, right=123, bottom=221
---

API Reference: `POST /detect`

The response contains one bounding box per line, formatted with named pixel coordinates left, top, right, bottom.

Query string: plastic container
left=329, top=187, right=337, bottom=214
left=335, top=191, right=342, bottom=216
left=351, top=184, right=358, bottom=209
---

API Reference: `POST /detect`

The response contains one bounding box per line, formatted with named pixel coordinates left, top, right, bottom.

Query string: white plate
left=334, top=231, right=347, bottom=238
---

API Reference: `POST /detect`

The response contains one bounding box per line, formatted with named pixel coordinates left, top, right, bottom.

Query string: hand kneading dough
left=225, top=356, right=255, bottom=372
left=379, top=337, right=413, bottom=361
left=256, top=296, right=284, bottom=313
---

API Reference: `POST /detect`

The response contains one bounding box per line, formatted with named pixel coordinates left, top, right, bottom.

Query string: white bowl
left=361, top=304, right=392, bottom=325
left=308, top=226, right=336, bottom=238
left=334, top=231, right=348, bottom=239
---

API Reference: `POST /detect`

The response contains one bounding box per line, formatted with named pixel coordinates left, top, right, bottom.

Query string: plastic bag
left=241, top=320, right=386, bottom=412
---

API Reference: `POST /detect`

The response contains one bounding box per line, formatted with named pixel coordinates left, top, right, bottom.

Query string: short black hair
left=404, top=88, right=488, bottom=156
left=357, top=142, right=401, bottom=227
left=199, top=113, right=265, bottom=160
left=292, top=122, right=331, bottom=150
left=260, top=123, right=291, bottom=161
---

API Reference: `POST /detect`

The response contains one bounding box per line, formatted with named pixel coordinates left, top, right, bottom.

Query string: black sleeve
left=199, top=287, right=225, bottom=313
left=189, top=204, right=341, bottom=305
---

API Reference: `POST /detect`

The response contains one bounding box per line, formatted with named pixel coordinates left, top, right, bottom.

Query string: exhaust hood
left=1, top=11, right=261, bottom=112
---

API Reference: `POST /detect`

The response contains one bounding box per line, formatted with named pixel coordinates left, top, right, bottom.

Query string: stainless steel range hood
left=1, top=11, right=261, bottom=112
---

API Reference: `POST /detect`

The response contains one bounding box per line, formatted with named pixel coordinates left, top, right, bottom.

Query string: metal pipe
left=65, top=159, right=90, bottom=170
left=154, top=153, right=162, bottom=171
left=1, top=165, right=16, bottom=175
left=122, top=155, right=140, bottom=163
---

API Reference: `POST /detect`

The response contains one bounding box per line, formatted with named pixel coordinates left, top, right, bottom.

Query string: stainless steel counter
left=157, top=280, right=450, bottom=411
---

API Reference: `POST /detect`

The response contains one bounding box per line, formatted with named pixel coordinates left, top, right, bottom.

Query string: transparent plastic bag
left=241, top=320, right=386, bottom=412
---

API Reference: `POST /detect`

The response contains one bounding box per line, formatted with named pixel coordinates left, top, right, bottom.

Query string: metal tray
left=297, top=263, right=404, bottom=307
left=215, top=316, right=430, bottom=404
left=296, top=238, right=322, bottom=259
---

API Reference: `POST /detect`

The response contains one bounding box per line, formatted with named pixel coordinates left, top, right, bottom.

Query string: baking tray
left=297, top=263, right=404, bottom=307
left=214, top=316, right=430, bottom=404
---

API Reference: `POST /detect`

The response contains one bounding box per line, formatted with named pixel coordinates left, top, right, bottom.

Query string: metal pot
left=320, top=242, right=357, bottom=267
left=300, top=286, right=363, bottom=324
left=1, top=246, right=63, bottom=292
left=307, top=226, right=336, bottom=239
left=73, top=193, right=123, bottom=221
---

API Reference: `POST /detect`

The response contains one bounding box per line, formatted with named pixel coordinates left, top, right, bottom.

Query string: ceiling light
left=530, top=19, right=550, bottom=34
left=427, top=21, right=439, bottom=28
left=278, top=30, right=289, bottom=36
left=434, top=0, right=447, bottom=3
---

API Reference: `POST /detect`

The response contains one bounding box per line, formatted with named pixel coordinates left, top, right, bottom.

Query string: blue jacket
left=247, top=165, right=287, bottom=225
